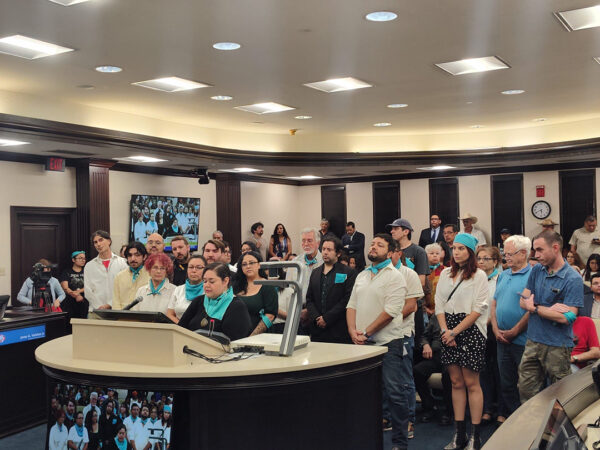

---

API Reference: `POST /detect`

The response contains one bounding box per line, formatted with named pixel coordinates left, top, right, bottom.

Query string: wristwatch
left=363, top=330, right=370, bottom=339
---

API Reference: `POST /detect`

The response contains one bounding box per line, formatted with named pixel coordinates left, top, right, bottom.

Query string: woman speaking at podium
left=178, top=263, right=252, bottom=341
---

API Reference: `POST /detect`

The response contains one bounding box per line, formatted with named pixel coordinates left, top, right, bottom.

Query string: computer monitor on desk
left=93, top=310, right=175, bottom=324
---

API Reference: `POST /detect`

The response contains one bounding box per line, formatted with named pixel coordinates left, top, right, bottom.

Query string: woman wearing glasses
left=132, top=253, right=175, bottom=314
left=232, top=251, right=278, bottom=335
left=167, top=254, right=207, bottom=323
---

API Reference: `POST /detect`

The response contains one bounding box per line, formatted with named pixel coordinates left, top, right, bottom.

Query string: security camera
left=192, top=168, right=210, bottom=184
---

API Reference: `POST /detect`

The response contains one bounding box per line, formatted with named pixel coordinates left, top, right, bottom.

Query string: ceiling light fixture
left=219, top=167, right=263, bottom=173
left=48, top=0, right=90, bottom=5
left=0, top=138, right=29, bottom=146
left=213, top=42, right=241, bottom=50
left=0, top=35, right=74, bottom=60
left=594, top=57, right=600, bottom=65
left=113, top=156, right=168, bottom=163
left=286, top=175, right=323, bottom=180
left=95, top=65, right=122, bottom=73
left=132, top=77, right=211, bottom=92
left=533, top=118, right=547, bottom=122
left=211, top=95, right=233, bottom=101
left=373, top=122, right=391, bottom=127
left=501, top=89, right=525, bottom=95
left=555, top=5, right=600, bottom=31
left=303, top=77, right=372, bottom=93
left=470, top=125, right=484, bottom=128
left=417, top=165, right=456, bottom=171
left=365, top=11, right=398, bottom=22
left=294, top=115, right=312, bottom=120
left=387, top=103, right=408, bottom=108
left=234, top=102, right=295, bottom=114
left=435, top=56, right=510, bottom=75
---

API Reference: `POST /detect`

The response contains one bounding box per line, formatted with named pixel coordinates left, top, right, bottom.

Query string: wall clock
left=531, top=200, right=551, bottom=219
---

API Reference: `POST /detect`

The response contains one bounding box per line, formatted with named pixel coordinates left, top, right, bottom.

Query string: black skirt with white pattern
left=441, top=312, right=486, bottom=372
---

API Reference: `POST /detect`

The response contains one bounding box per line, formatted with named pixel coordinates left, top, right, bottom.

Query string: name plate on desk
left=0, top=325, right=45, bottom=346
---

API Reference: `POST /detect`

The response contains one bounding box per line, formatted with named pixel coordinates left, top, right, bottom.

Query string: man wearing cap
left=460, top=213, right=487, bottom=248
left=387, top=218, right=430, bottom=286
left=418, top=214, right=444, bottom=248
left=570, top=215, right=600, bottom=265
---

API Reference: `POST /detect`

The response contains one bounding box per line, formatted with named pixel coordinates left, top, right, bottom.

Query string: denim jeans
left=382, top=336, right=414, bottom=448
left=497, top=342, right=525, bottom=415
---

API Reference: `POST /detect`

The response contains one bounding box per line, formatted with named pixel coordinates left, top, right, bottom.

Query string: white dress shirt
left=84, top=253, right=128, bottom=310
left=133, top=279, right=176, bottom=314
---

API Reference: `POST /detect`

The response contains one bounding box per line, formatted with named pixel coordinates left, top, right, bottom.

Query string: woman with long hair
left=564, top=249, right=584, bottom=275
left=269, top=223, right=292, bottom=261
left=85, top=410, right=100, bottom=450
left=232, top=251, right=278, bottom=336
left=436, top=234, right=489, bottom=450
left=582, top=253, right=600, bottom=285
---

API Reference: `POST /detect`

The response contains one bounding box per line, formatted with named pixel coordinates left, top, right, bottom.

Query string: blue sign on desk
left=0, top=325, right=46, bottom=346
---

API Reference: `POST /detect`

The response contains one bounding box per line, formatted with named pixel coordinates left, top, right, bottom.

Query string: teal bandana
left=366, top=258, right=392, bottom=275
left=204, top=287, right=234, bottom=320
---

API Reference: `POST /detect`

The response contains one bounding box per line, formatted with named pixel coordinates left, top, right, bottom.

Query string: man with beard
left=249, top=222, right=267, bottom=261
left=64, top=399, right=76, bottom=429
left=99, top=399, right=122, bottom=447
left=133, top=405, right=152, bottom=450
left=145, top=233, right=165, bottom=255
left=112, top=242, right=150, bottom=310
left=171, top=236, right=191, bottom=286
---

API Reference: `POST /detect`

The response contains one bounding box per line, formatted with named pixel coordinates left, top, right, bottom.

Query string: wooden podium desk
left=35, top=319, right=386, bottom=450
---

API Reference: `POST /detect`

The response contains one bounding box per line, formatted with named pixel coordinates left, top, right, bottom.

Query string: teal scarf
left=204, top=287, right=234, bottom=320
left=149, top=279, right=166, bottom=295
left=57, top=423, right=63, bottom=433
left=129, top=266, right=142, bottom=281
left=429, top=263, right=441, bottom=271
left=305, top=254, right=318, bottom=265
left=75, top=424, right=84, bottom=437
left=114, top=437, right=127, bottom=450
left=395, top=260, right=402, bottom=270
left=366, top=258, right=392, bottom=275
left=488, top=268, right=500, bottom=281
left=185, top=280, right=204, bottom=300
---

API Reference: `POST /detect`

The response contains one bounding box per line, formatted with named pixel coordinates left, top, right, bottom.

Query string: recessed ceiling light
left=594, top=57, right=600, bottom=65
left=95, top=65, right=122, bottom=73
left=365, top=11, right=398, bottom=22
left=235, top=102, right=295, bottom=114
left=219, top=167, right=263, bottom=173
left=501, top=89, right=525, bottom=95
left=113, top=156, right=168, bottom=163
left=132, top=77, right=211, bottom=92
left=0, top=35, right=74, bottom=60
left=211, top=95, right=233, bottom=101
left=286, top=175, right=323, bottom=180
left=294, top=115, right=312, bottom=120
left=0, top=138, right=29, bottom=146
left=470, top=125, right=484, bottom=128
left=213, top=42, right=241, bottom=51
left=48, top=0, right=90, bottom=5
left=387, top=103, right=408, bottom=109
left=555, top=5, right=600, bottom=32
left=373, top=122, right=391, bottom=127
left=533, top=118, right=547, bottom=122
left=418, top=165, right=456, bottom=171
left=435, top=56, right=510, bottom=76
left=303, top=77, right=372, bottom=93
left=466, top=101, right=473, bottom=105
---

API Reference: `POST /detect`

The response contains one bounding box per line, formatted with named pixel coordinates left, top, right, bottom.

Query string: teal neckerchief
left=141, top=418, right=148, bottom=425
left=405, top=258, right=415, bottom=270
left=395, top=260, right=402, bottom=270
left=204, top=287, right=234, bottom=320
left=488, top=268, right=499, bottom=281
left=75, top=424, right=84, bottom=437
left=429, top=263, right=441, bottom=271
left=114, top=437, right=127, bottom=450
left=185, top=280, right=204, bottom=300
left=149, top=279, right=166, bottom=295
left=66, top=412, right=74, bottom=422
left=305, top=254, right=318, bottom=265
left=366, top=258, right=392, bottom=275
left=150, top=418, right=158, bottom=424
left=129, top=266, right=142, bottom=281
left=57, top=423, right=63, bottom=433
left=131, top=416, right=138, bottom=423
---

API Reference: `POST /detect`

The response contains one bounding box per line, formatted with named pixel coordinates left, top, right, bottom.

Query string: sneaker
left=383, top=418, right=392, bottom=431
left=408, top=422, right=414, bottom=439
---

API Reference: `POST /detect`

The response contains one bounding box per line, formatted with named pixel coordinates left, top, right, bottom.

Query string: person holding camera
left=17, top=258, right=65, bottom=309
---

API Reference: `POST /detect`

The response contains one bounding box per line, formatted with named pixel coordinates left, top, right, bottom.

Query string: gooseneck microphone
left=123, top=296, right=144, bottom=311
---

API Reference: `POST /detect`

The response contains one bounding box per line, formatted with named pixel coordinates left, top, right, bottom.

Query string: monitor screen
left=129, top=195, right=200, bottom=251
left=530, top=398, right=587, bottom=450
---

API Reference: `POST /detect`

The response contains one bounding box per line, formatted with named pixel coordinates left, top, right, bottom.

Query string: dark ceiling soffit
left=2, top=113, right=600, bottom=166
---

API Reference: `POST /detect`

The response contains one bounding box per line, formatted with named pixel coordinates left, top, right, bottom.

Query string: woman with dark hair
left=232, top=251, right=278, bottom=335
left=564, top=249, right=584, bottom=275
left=269, top=223, right=292, bottom=261
left=583, top=253, right=600, bottom=286
left=117, top=403, right=129, bottom=422
left=105, top=425, right=132, bottom=450
left=132, top=253, right=175, bottom=314
left=85, top=410, right=100, bottom=450
left=167, top=254, right=206, bottom=323
left=241, top=241, right=258, bottom=254
left=67, top=411, right=89, bottom=450
left=49, top=409, right=68, bottom=450
left=179, top=263, right=252, bottom=341
left=156, top=210, right=166, bottom=237
left=348, top=255, right=365, bottom=272
left=435, top=233, right=489, bottom=450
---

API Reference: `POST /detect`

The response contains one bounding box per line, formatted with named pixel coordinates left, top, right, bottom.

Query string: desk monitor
left=0, top=295, right=9, bottom=320
left=529, top=398, right=587, bottom=450
left=94, top=310, right=175, bottom=324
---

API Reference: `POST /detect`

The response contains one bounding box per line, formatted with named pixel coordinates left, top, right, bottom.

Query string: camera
left=30, top=262, right=57, bottom=288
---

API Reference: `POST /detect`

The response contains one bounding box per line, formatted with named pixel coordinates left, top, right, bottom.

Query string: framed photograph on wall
left=129, top=195, right=200, bottom=251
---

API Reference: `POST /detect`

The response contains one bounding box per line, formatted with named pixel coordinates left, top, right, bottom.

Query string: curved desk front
left=36, top=320, right=386, bottom=450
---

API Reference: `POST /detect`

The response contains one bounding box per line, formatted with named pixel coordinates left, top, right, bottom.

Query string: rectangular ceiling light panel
left=303, top=77, right=372, bottom=93
left=48, top=0, right=91, bottom=5
left=555, top=5, right=600, bottom=31
left=114, top=156, right=168, bottom=163
left=0, top=138, right=29, bottom=146
left=435, top=56, right=509, bottom=75
left=234, top=102, right=295, bottom=114
left=0, top=35, right=74, bottom=59
left=132, top=77, right=211, bottom=92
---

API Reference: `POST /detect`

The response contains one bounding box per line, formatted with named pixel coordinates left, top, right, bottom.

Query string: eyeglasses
left=151, top=266, right=166, bottom=272
left=147, top=240, right=162, bottom=245
left=504, top=250, right=524, bottom=258
left=74, top=257, right=86, bottom=260
left=477, top=257, right=494, bottom=262
left=241, top=261, right=259, bottom=268
left=188, top=265, right=205, bottom=271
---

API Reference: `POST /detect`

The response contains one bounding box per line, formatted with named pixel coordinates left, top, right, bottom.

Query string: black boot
left=444, top=420, right=467, bottom=450
left=465, top=423, right=481, bottom=450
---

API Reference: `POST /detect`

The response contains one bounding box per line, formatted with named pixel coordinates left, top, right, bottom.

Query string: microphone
left=123, top=296, right=144, bottom=311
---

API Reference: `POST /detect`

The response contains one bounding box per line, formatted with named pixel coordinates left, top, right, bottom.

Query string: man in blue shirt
left=491, top=235, right=532, bottom=417
left=518, top=231, right=584, bottom=403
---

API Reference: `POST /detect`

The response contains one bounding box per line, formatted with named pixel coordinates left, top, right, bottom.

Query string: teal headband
left=454, top=233, right=478, bottom=253
left=71, top=251, right=85, bottom=258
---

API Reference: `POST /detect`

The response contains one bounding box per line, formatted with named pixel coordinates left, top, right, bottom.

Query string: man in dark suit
left=306, top=236, right=356, bottom=343
left=418, top=214, right=444, bottom=248
left=341, top=221, right=365, bottom=267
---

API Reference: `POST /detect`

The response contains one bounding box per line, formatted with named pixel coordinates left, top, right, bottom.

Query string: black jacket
left=341, top=231, right=365, bottom=263
left=306, top=262, right=356, bottom=343
left=418, top=227, right=444, bottom=248
left=420, top=314, right=442, bottom=355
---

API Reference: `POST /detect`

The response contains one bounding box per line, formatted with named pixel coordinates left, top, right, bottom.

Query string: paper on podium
left=231, top=334, right=310, bottom=356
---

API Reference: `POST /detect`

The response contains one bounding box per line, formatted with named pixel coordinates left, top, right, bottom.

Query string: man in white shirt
left=459, top=213, right=487, bottom=248
left=133, top=405, right=152, bottom=450
left=570, top=215, right=600, bottom=264
left=346, top=233, right=410, bottom=449
left=83, top=230, right=127, bottom=312
left=82, top=391, right=101, bottom=424
left=123, top=403, right=141, bottom=448
left=134, top=214, right=147, bottom=243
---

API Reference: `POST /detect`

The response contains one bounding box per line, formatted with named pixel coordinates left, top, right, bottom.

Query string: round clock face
left=531, top=200, right=551, bottom=219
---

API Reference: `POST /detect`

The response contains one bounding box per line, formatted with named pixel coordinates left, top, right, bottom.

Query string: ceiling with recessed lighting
left=1, top=0, right=600, bottom=177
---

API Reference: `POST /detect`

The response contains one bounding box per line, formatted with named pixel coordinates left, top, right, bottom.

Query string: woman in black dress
left=179, top=263, right=252, bottom=341
left=105, top=424, right=132, bottom=450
